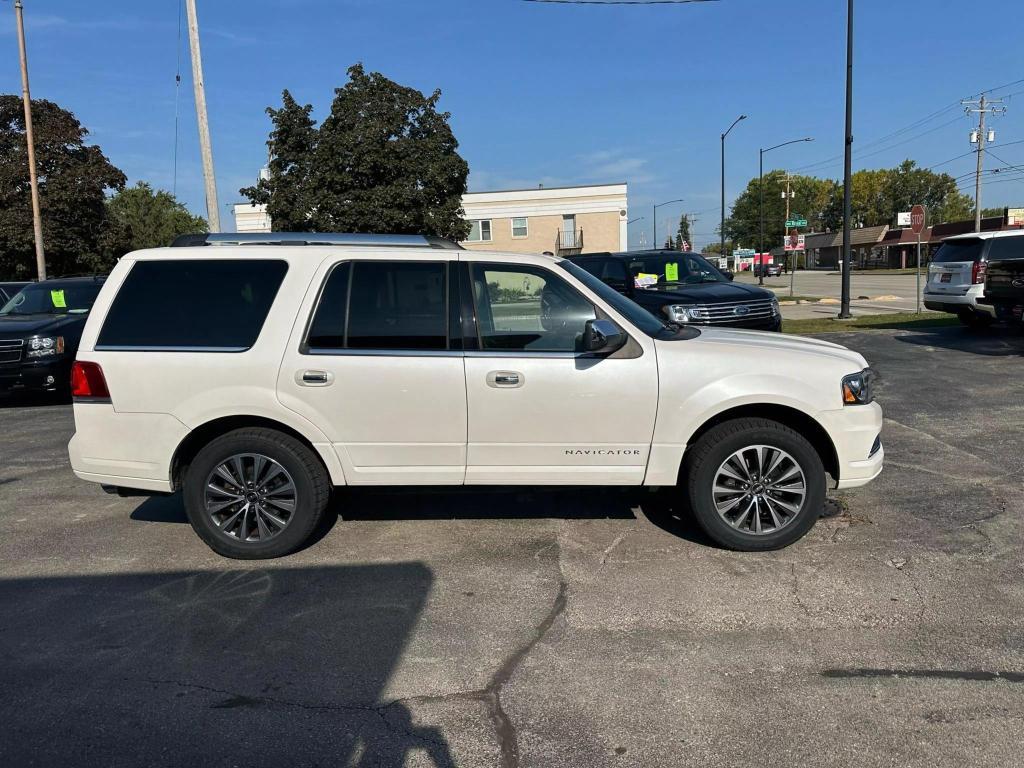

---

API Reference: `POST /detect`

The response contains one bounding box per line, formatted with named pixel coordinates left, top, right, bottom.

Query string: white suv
left=68, top=233, right=883, bottom=558
left=922, top=231, right=1014, bottom=327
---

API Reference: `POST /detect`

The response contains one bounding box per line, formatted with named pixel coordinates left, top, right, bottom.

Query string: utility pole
left=184, top=0, right=221, bottom=232
left=962, top=94, right=1005, bottom=232
left=13, top=0, right=46, bottom=280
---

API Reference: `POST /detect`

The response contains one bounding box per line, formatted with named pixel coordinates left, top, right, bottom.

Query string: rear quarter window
left=96, top=259, right=288, bottom=350
left=932, top=239, right=985, bottom=264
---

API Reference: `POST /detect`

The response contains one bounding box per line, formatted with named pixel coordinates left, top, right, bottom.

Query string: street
left=2, top=325, right=1023, bottom=768
left=733, top=269, right=932, bottom=317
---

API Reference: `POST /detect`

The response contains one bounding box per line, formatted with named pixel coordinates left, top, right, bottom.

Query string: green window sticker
left=665, top=263, right=679, bottom=282
left=50, top=290, right=67, bottom=308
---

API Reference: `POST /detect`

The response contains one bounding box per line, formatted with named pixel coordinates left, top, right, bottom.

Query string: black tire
left=183, top=428, right=331, bottom=559
left=681, top=417, right=826, bottom=551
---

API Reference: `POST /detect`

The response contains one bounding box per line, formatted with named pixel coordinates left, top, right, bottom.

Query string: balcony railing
left=555, top=229, right=583, bottom=255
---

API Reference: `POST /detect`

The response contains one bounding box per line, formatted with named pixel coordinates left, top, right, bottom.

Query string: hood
left=687, top=326, right=868, bottom=370
left=636, top=281, right=773, bottom=303
left=0, top=313, right=88, bottom=337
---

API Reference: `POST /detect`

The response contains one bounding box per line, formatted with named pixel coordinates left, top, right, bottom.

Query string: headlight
left=665, top=305, right=708, bottom=323
left=26, top=336, right=65, bottom=358
left=770, top=297, right=780, bottom=317
left=841, top=368, right=875, bottom=405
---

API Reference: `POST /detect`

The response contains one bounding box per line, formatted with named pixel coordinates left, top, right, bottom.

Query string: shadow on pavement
left=0, top=390, right=70, bottom=409
left=339, top=485, right=640, bottom=521
left=893, top=323, right=1024, bottom=356
left=0, top=564, right=450, bottom=768
left=132, top=486, right=720, bottom=546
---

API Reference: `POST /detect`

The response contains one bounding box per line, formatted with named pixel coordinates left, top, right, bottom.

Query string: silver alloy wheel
left=712, top=445, right=807, bottom=535
left=204, top=453, right=297, bottom=542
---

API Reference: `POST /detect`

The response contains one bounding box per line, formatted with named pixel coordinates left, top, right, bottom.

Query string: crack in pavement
left=132, top=536, right=570, bottom=768
left=600, top=531, right=630, bottom=565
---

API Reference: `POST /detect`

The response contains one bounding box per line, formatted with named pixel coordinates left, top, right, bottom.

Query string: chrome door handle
left=487, top=370, right=523, bottom=388
left=298, top=370, right=333, bottom=386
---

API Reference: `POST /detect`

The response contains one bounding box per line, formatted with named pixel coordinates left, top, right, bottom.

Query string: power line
left=986, top=150, right=1024, bottom=173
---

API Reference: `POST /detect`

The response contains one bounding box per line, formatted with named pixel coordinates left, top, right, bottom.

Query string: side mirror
left=583, top=318, right=627, bottom=355
left=722, top=269, right=734, bottom=281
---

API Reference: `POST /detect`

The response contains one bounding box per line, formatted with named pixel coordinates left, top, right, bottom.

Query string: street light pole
left=13, top=0, right=46, bottom=281
left=839, top=0, right=854, bottom=318
left=653, top=199, right=684, bottom=251
left=758, top=137, right=813, bottom=285
left=721, top=114, right=746, bottom=263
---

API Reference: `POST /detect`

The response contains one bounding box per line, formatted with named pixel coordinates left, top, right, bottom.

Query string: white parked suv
left=922, top=231, right=1009, bottom=327
left=68, top=233, right=883, bottom=558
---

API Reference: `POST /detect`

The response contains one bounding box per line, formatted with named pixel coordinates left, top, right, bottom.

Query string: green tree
left=242, top=64, right=470, bottom=241
left=0, top=96, right=125, bottom=278
left=675, top=213, right=693, bottom=250
left=723, top=172, right=833, bottom=251
left=100, top=182, right=207, bottom=259
left=239, top=90, right=317, bottom=231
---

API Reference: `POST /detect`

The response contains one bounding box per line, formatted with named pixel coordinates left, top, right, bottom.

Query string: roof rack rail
left=170, top=232, right=463, bottom=250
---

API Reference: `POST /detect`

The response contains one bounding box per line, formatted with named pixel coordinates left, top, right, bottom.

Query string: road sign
left=785, top=218, right=807, bottom=228
left=784, top=234, right=805, bottom=251
left=910, top=205, right=926, bottom=235
left=897, top=211, right=912, bottom=227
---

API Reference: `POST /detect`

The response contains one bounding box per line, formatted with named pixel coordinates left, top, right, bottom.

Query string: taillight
left=71, top=361, right=110, bottom=400
left=972, top=261, right=987, bottom=284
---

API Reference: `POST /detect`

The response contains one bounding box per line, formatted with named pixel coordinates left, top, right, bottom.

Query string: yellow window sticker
left=50, top=290, right=67, bottom=308
left=665, top=263, right=679, bottom=282
left=634, top=273, right=659, bottom=288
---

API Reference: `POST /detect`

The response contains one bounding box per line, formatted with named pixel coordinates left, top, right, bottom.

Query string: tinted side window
left=932, top=240, right=985, bottom=263
left=471, top=264, right=595, bottom=352
left=346, top=262, right=447, bottom=350
left=988, top=236, right=1024, bottom=261
left=575, top=258, right=629, bottom=291
left=97, top=260, right=287, bottom=350
left=305, top=262, right=351, bottom=349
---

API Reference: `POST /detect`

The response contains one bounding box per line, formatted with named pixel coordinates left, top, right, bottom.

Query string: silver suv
left=922, top=231, right=1021, bottom=327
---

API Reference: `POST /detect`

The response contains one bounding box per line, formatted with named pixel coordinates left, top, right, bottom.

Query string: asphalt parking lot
left=2, top=325, right=1023, bottom=768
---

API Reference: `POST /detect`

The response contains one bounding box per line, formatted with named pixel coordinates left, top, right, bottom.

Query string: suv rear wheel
left=682, top=418, right=826, bottom=551
left=183, top=428, right=331, bottom=559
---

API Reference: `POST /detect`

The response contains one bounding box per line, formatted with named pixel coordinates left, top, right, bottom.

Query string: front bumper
left=818, top=400, right=884, bottom=489
left=0, top=357, right=72, bottom=393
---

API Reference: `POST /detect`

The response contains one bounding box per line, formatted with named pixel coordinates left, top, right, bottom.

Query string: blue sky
left=2, top=0, right=1022, bottom=249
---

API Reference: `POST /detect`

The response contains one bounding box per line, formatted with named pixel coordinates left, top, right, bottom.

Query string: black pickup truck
left=568, top=250, right=781, bottom=331
left=0, top=276, right=105, bottom=395
left=976, top=233, right=1024, bottom=326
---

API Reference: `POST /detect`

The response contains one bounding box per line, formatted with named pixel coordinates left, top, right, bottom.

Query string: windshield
left=0, top=282, right=102, bottom=316
left=627, top=253, right=726, bottom=288
left=558, top=260, right=674, bottom=338
left=932, top=239, right=984, bottom=264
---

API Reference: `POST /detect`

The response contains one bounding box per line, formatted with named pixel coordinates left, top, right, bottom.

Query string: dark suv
left=569, top=250, right=781, bottom=331
left=976, top=232, right=1024, bottom=325
left=0, top=276, right=105, bottom=395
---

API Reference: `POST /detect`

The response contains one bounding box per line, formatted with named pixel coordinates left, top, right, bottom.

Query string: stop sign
left=911, top=205, right=926, bottom=235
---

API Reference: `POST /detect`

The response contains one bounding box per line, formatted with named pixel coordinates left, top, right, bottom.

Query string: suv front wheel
left=682, top=418, right=826, bottom=551
left=183, top=428, right=331, bottom=559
